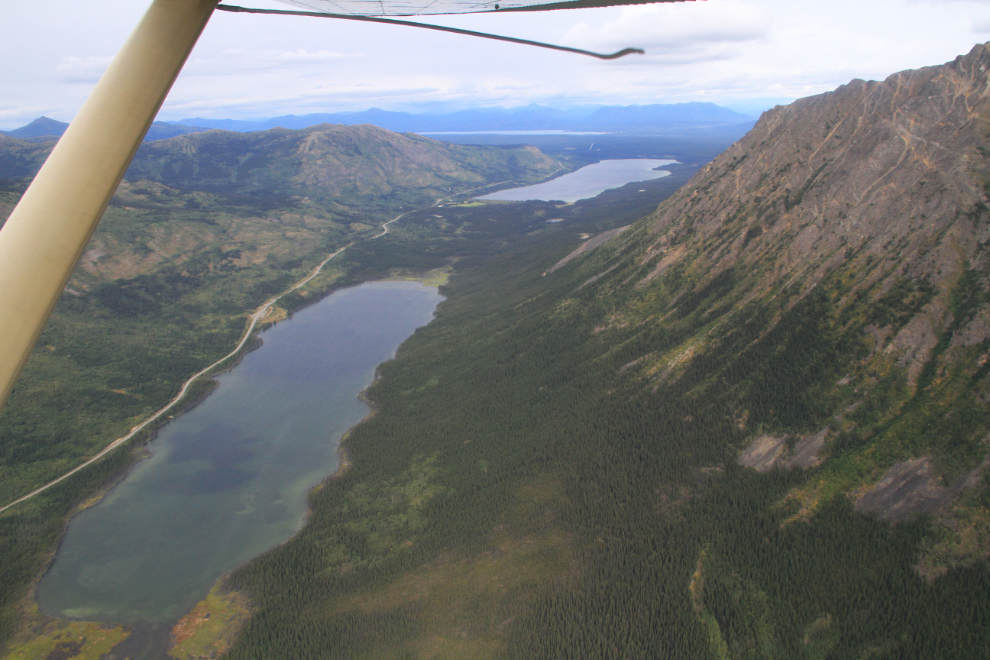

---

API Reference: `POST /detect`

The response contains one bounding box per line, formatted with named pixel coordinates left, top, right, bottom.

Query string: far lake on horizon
left=418, top=130, right=606, bottom=136
left=37, top=281, right=442, bottom=624
left=477, top=159, right=677, bottom=203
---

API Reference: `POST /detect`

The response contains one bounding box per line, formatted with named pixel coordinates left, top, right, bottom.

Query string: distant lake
left=477, top=159, right=678, bottom=203
left=419, top=130, right=607, bottom=136
left=37, top=281, right=442, bottom=624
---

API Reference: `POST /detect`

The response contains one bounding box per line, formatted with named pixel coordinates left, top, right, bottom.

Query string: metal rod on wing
left=216, top=5, right=645, bottom=60
left=0, top=0, right=218, bottom=412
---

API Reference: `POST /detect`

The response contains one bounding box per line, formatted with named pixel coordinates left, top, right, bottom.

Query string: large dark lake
left=37, top=281, right=442, bottom=624
left=477, top=158, right=677, bottom=203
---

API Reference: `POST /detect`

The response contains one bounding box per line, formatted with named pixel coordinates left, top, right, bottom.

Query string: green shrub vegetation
left=3, top=126, right=988, bottom=659
left=0, top=129, right=576, bottom=651
left=221, top=194, right=990, bottom=658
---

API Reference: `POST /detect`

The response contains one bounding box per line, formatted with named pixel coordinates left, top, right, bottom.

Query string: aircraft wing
left=276, top=0, right=695, bottom=16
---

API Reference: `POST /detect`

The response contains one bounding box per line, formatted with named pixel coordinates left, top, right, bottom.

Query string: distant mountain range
left=2, top=103, right=756, bottom=144
left=0, top=117, right=208, bottom=143
left=172, top=103, right=755, bottom=136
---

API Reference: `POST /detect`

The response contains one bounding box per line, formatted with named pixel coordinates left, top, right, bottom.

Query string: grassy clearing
left=168, top=583, right=251, bottom=660
left=316, top=475, right=575, bottom=659
left=0, top=604, right=129, bottom=660
left=378, top=267, right=452, bottom=289
left=916, top=488, right=990, bottom=580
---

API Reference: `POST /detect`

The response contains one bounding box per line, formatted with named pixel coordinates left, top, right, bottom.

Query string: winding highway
left=0, top=180, right=511, bottom=515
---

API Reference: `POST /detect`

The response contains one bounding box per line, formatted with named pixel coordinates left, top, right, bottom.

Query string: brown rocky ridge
left=556, top=43, right=990, bottom=569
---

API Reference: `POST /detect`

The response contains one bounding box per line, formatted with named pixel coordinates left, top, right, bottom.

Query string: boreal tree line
left=220, top=201, right=990, bottom=659
left=0, top=184, right=674, bottom=647
left=2, top=170, right=987, bottom=656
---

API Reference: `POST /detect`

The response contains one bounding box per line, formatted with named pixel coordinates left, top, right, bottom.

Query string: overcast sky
left=2, top=0, right=990, bottom=128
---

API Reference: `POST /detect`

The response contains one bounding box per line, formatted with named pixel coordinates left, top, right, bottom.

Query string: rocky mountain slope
left=565, top=42, right=990, bottom=571
left=195, top=46, right=990, bottom=660
left=5, top=46, right=990, bottom=660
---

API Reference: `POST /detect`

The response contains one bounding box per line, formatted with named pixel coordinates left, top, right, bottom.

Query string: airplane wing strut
left=0, top=0, right=218, bottom=411
left=0, top=0, right=693, bottom=414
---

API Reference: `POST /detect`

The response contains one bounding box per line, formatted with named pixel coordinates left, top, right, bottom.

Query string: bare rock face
left=548, top=226, right=631, bottom=274
left=784, top=428, right=829, bottom=469
left=855, top=458, right=949, bottom=521
left=550, top=46, right=990, bottom=532
left=580, top=44, right=990, bottom=534
left=855, top=457, right=987, bottom=522
left=638, top=43, right=990, bottom=387
left=738, top=428, right=830, bottom=472
left=738, top=435, right=789, bottom=472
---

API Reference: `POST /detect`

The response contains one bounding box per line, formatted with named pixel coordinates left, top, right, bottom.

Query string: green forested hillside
left=0, top=124, right=559, bottom=503
left=217, top=190, right=990, bottom=660
left=123, top=123, right=560, bottom=201
left=0, top=125, right=564, bottom=651
left=214, top=48, right=990, bottom=659
left=6, top=45, right=990, bottom=660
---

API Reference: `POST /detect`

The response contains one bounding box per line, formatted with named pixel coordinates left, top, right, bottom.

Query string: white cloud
left=3, top=0, right=990, bottom=127
left=563, top=0, right=771, bottom=62
left=182, top=48, right=366, bottom=77
left=276, top=49, right=365, bottom=63
left=56, top=56, right=112, bottom=83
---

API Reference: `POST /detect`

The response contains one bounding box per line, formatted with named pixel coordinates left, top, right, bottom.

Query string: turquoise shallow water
left=37, top=281, right=442, bottom=624
left=477, top=158, right=677, bottom=203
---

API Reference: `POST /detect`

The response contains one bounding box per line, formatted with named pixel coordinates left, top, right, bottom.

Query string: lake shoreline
left=476, top=158, right=678, bottom=204
left=28, top=277, right=443, bottom=660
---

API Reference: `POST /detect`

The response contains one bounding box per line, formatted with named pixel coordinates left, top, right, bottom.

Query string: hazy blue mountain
left=143, top=121, right=210, bottom=141
left=160, top=117, right=264, bottom=132
left=173, top=102, right=756, bottom=135
left=0, top=116, right=68, bottom=140
left=0, top=118, right=208, bottom=142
